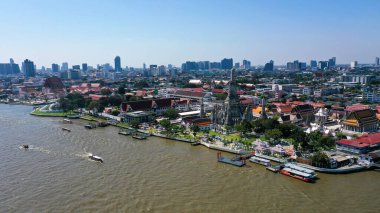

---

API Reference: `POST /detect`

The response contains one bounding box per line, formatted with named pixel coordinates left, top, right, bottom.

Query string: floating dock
left=217, top=152, right=246, bottom=167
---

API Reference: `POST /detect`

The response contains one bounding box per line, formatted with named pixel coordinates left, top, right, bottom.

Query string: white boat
left=284, top=163, right=316, bottom=177
left=88, top=154, right=103, bottom=163
left=250, top=156, right=271, bottom=167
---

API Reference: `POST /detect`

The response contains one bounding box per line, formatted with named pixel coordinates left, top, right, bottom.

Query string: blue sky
left=0, top=0, right=379, bottom=68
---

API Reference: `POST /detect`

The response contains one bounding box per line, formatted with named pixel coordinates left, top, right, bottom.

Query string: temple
left=211, top=69, right=249, bottom=132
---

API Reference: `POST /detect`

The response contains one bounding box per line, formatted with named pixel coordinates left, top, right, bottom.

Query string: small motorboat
left=62, top=127, right=71, bottom=132
left=88, top=154, right=103, bottom=163
left=21, top=144, right=29, bottom=149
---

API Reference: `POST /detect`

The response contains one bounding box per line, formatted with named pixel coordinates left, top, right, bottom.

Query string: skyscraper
left=52, top=63, right=59, bottom=72
left=242, top=59, right=251, bottom=69
left=375, top=57, right=379, bottom=66
left=351, top=61, right=358, bottom=69
left=82, top=63, right=88, bottom=72
left=23, top=59, right=35, bottom=77
left=221, top=58, right=233, bottom=70
left=72, top=65, right=80, bottom=70
left=114, top=56, right=121, bottom=72
left=263, top=60, right=274, bottom=71
left=61, top=62, right=69, bottom=71
left=310, top=60, right=317, bottom=68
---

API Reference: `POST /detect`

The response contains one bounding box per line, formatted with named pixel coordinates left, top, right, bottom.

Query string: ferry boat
left=279, top=163, right=317, bottom=182
left=284, top=163, right=317, bottom=177
left=63, top=118, right=72, bottom=124
left=250, top=156, right=271, bottom=167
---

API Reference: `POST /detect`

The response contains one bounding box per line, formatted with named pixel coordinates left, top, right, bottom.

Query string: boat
left=84, top=123, right=97, bottom=129
left=279, top=163, right=317, bottom=182
left=132, top=132, right=147, bottom=140
left=21, top=144, right=29, bottom=149
left=88, top=154, right=103, bottom=163
left=191, top=142, right=201, bottom=146
left=62, top=127, right=71, bottom=132
left=266, top=165, right=281, bottom=173
left=66, top=114, right=80, bottom=119
left=97, top=122, right=109, bottom=127
left=250, top=156, right=271, bottom=167
left=118, top=128, right=131, bottom=136
left=284, top=163, right=317, bottom=177
left=279, top=167, right=315, bottom=182
left=63, top=118, right=72, bottom=124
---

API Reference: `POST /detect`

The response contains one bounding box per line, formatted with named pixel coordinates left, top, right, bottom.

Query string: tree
left=164, top=108, right=179, bottom=120
left=87, top=101, right=99, bottom=111
left=278, top=123, right=297, bottom=138
left=118, top=85, right=126, bottom=95
left=111, top=109, right=120, bottom=116
left=190, top=125, right=200, bottom=136
left=310, top=151, right=330, bottom=168
left=135, top=80, right=149, bottom=89
left=160, top=119, right=172, bottom=131
left=265, top=128, right=283, bottom=145
left=235, top=120, right=252, bottom=134
left=101, top=89, right=112, bottom=96
left=130, top=120, right=140, bottom=129
left=59, top=98, right=71, bottom=112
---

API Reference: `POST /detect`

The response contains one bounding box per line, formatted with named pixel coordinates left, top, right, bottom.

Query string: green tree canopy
left=164, top=108, right=179, bottom=120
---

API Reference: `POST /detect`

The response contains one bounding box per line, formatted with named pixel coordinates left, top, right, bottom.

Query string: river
left=0, top=104, right=379, bottom=213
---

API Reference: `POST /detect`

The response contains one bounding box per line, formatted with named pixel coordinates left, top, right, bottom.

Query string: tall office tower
left=287, top=62, right=294, bottom=70
left=318, top=61, right=328, bottom=70
left=61, top=62, right=69, bottom=71
left=234, top=62, right=240, bottom=69
left=263, top=60, right=274, bottom=71
left=351, top=61, right=358, bottom=69
left=221, top=58, right=233, bottom=70
left=52, top=63, right=59, bottom=72
left=82, top=63, right=88, bottom=72
left=375, top=57, right=379, bottom=66
left=158, top=65, right=166, bottom=76
left=23, top=59, right=35, bottom=77
left=114, top=56, right=121, bottom=72
left=242, top=59, right=251, bottom=69
left=143, top=63, right=146, bottom=70
left=72, top=65, right=80, bottom=70
left=310, top=60, right=317, bottom=68
left=293, top=60, right=300, bottom=71
left=328, top=57, right=336, bottom=68
left=150, top=65, right=158, bottom=76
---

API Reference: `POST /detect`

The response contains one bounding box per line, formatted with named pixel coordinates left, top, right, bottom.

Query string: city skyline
left=1, top=0, right=379, bottom=67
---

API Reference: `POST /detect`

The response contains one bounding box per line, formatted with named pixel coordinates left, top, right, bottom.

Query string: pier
left=217, top=152, right=246, bottom=167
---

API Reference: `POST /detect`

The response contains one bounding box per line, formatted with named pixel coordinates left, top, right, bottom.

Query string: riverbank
left=30, top=108, right=72, bottom=117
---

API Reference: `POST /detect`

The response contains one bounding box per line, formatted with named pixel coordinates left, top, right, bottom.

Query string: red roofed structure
left=336, top=133, right=380, bottom=154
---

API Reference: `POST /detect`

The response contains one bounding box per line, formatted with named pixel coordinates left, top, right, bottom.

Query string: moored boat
left=279, top=167, right=315, bottom=182
left=132, top=132, right=148, bottom=140
left=250, top=156, right=271, bottom=167
left=284, top=163, right=317, bottom=177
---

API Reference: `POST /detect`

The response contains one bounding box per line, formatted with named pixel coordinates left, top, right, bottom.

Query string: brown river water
left=0, top=104, right=379, bottom=213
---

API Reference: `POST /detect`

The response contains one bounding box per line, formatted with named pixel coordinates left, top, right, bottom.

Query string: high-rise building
left=221, top=58, right=233, bottom=70
left=210, top=62, right=221, bottom=69
left=263, top=60, right=274, bottom=71
left=293, top=60, right=300, bottom=71
left=242, top=59, right=251, bottom=69
left=158, top=65, right=166, bottom=76
left=61, top=62, right=69, bottom=71
left=82, top=63, right=88, bottom=72
left=287, top=62, right=294, bottom=70
left=234, top=62, right=240, bottom=69
left=69, top=70, right=81, bottom=80
left=375, top=57, right=379, bottom=66
left=72, top=65, right=80, bottom=70
left=114, top=56, right=121, bottom=72
left=351, top=61, right=358, bottom=69
left=52, top=63, right=59, bottom=72
left=310, top=60, right=317, bottom=68
left=318, top=61, right=328, bottom=70
left=328, top=57, right=336, bottom=68
left=23, top=59, right=35, bottom=77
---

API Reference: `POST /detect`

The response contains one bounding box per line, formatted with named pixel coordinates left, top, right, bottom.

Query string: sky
left=0, top=0, right=380, bottom=68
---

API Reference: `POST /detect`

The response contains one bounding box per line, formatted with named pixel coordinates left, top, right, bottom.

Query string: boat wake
left=23, top=145, right=52, bottom=154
